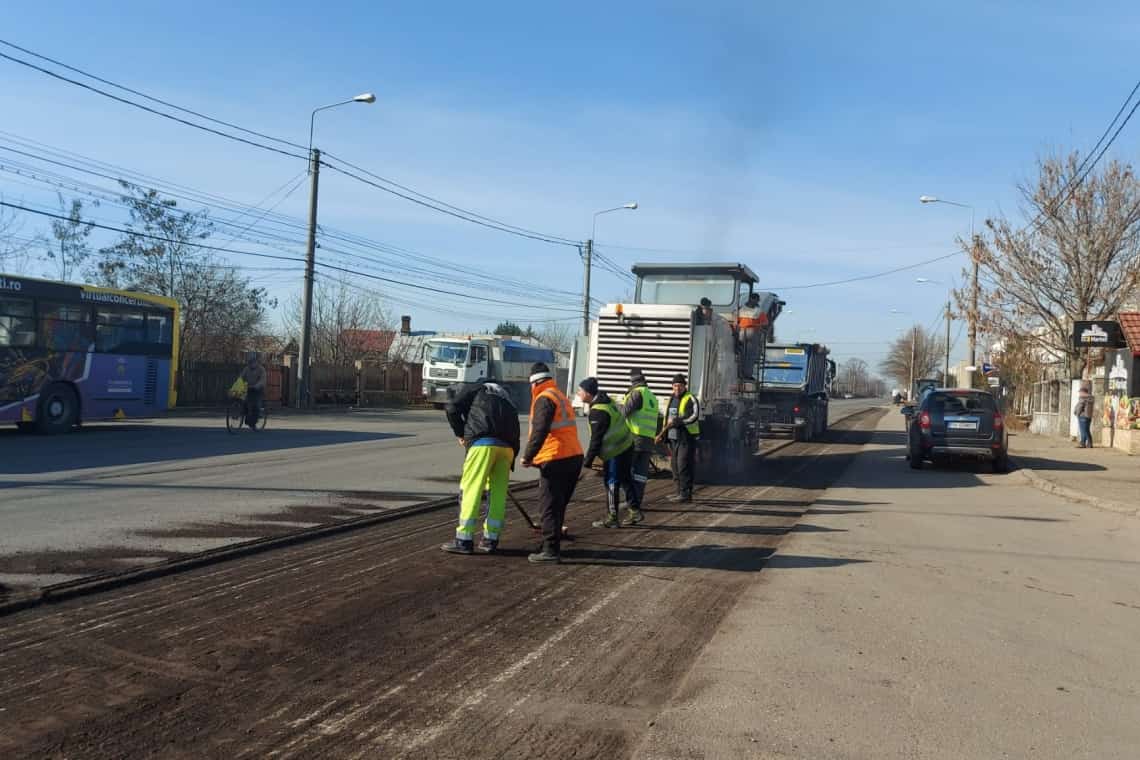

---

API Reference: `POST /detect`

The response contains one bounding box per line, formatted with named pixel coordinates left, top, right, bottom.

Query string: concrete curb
left=1013, top=461, right=1139, bottom=517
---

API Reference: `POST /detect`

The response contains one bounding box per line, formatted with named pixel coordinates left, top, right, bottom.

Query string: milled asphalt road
left=0, top=400, right=871, bottom=587
left=635, top=410, right=1140, bottom=759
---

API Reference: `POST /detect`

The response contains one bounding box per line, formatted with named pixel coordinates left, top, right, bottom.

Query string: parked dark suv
left=902, top=389, right=1008, bottom=473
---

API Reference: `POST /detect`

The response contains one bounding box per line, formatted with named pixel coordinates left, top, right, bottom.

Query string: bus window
left=0, top=296, right=36, bottom=347
left=96, top=308, right=146, bottom=353
left=146, top=313, right=173, bottom=344
left=39, top=302, right=93, bottom=351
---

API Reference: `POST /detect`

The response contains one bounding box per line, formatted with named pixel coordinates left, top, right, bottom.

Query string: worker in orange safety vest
left=521, top=362, right=584, bottom=564
left=737, top=292, right=766, bottom=380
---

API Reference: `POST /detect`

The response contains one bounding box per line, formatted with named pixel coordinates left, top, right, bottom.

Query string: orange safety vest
left=738, top=305, right=766, bottom=329
left=529, top=380, right=583, bottom=464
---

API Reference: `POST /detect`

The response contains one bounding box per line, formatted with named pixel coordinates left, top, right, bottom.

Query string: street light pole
left=583, top=203, right=637, bottom=336
left=296, top=92, right=375, bottom=408
left=920, top=195, right=978, bottom=387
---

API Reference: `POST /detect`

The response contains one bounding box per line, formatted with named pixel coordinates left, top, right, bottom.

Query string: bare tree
left=284, top=278, right=392, bottom=366
left=533, top=321, right=576, bottom=353
left=880, top=326, right=944, bottom=389
left=43, top=193, right=97, bottom=282
left=0, top=197, right=37, bottom=274
left=90, top=182, right=274, bottom=368
left=972, top=152, right=1140, bottom=379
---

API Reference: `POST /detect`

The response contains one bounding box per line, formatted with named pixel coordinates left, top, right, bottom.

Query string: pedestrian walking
left=658, top=373, right=700, bottom=503
left=440, top=379, right=521, bottom=555
left=1074, top=385, right=1095, bottom=449
left=620, top=368, right=660, bottom=511
left=577, top=376, right=642, bottom=529
left=522, top=363, right=584, bottom=564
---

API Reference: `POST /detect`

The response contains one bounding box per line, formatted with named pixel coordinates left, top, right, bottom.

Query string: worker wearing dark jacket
left=522, top=362, right=583, bottom=564
left=620, top=368, right=660, bottom=510
left=440, top=380, right=521, bottom=555
left=578, top=377, right=641, bottom=528
left=659, top=373, right=700, bottom=503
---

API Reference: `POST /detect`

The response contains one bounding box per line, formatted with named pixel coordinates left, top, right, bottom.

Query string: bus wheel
left=37, top=384, right=79, bottom=434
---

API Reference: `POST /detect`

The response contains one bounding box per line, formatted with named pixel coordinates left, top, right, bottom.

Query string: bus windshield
left=427, top=341, right=468, bottom=364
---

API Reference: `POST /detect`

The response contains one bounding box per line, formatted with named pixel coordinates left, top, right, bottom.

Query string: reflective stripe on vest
left=530, top=384, right=583, bottom=464
left=626, top=385, right=660, bottom=439
left=738, top=305, right=765, bottom=329
left=667, top=392, right=701, bottom=436
left=594, top=400, right=633, bottom=460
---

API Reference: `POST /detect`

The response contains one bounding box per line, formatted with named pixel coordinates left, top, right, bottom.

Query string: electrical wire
left=763, top=251, right=961, bottom=291
left=319, top=160, right=578, bottom=247
left=0, top=50, right=308, bottom=161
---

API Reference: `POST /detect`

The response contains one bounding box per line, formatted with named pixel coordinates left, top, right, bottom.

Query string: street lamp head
left=353, top=92, right=377, bottom=103
left=919, top=195, right=938, bottom=204
left=623, top=202, right=639, bottom=210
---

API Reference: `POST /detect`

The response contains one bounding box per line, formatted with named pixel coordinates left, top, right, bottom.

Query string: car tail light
left=993, top=412, right=1004, bottom=430
left=919, top=411, right=932, bottom=431
left=793, top=405, right=801, bottom=414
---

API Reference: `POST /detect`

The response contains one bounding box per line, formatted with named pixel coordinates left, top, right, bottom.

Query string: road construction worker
left=620, top=368, right=660, bottom=510
left=522, top=362, right=583, bottom=564
left=659, top=373, right=700, bottom=503
left=577, top=376, right=641, bottom=528
left=738, top=292, right=764, bottom=380
left=440, top=379, right=521, bottom=555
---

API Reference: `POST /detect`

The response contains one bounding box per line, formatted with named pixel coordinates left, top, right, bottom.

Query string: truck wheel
left=37, top=383, right=79, bottom=434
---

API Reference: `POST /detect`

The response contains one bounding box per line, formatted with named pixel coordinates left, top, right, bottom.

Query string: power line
left=763, top=251, right=961, bottom=291
left=0, top=43, right=583, bottom=248
left=0, top=38, right=308, bottom=152
left=2, top=199, right=580, bottom=314
left=0, top=50, right=307, bottom=161
left=320, top=152, right=580, bottom=246
left=319, top=160, right=578, bottom=247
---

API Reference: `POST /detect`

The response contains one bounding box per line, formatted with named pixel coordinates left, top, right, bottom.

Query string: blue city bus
left=0, top=273, right=179, bottom=433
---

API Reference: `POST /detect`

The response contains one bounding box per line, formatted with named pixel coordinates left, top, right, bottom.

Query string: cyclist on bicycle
left=238, top=352, right=267, bottom=429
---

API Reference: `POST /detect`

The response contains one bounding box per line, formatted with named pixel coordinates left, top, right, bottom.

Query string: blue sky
left=2, top=1, right=1138, bottom=370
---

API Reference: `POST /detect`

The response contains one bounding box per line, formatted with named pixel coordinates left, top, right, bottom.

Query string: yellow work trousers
left=456, top=444, right=513, bottom=542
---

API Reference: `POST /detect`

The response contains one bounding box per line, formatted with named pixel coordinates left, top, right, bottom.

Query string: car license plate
left=949, top=421, right=977, bottom=430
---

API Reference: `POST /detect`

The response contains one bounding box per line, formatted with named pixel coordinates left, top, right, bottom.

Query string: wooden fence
left=179, top=361, right=423, bottom=407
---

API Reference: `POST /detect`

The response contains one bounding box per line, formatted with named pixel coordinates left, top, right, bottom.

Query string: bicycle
left=226, top=393, right=268, bottom=434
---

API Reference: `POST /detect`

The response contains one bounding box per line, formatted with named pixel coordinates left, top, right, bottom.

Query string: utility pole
left=909, top=325, right=917, bottom=400
left=581, top=239, right=593, bottom=337
left=945, top=299, right=952, bottom=385
left=297, top=147, right=320, bottom=409
left=969, top=236, right=979, bottom=388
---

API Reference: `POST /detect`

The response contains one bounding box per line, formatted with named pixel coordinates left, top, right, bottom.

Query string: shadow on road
left=0, top=425, right=411, bottom=475
left=1010, top=455, right=1107, bottom=473
left=562, top=545, right=869, bottom=571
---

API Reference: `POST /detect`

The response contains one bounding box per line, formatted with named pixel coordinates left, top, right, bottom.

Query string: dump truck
left=570, top=262, right=783, bottom=472
left=421, top=335, right=556, bottom=410
left=755, top=343, right=833, bottom=441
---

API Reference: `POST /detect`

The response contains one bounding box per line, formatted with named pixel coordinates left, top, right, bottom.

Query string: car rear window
left=928, top=392, right=995, bottom=415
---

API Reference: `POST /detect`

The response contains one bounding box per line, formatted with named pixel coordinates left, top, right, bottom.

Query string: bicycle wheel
left=226, top=399, right=245, bottom=434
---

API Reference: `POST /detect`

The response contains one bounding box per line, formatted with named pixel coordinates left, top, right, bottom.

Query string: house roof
left=1119, top=312, right=1140, bottom=356
left=340, top=329, right=395, bottom=355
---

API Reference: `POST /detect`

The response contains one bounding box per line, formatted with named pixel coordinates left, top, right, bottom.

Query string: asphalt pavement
left=1, top=399, right=872, bottom=588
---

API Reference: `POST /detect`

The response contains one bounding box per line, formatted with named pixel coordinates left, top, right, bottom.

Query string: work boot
left=623, top=508, right=644, bottom=525
left=475, top=538, right=498, bottom=554
left=592, top=513, right=620, bottom=529
left=666, top=494, right=688, bottom=503
left=528, top=541, right=561, bottom=564
left=440, top=538, right=474, bottom=555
